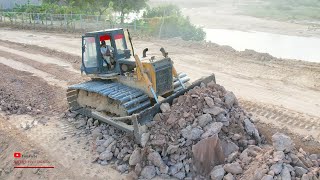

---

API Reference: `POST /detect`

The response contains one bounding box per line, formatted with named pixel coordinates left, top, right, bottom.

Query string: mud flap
left=192, top=134, right=225, bottom=175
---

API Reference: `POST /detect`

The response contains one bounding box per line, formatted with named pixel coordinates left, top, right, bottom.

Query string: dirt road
left=0, top=28, right=319, bottom=178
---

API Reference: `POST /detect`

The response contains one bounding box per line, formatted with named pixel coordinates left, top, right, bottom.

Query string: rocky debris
left=147, top=151, right=169, bottom=174
left=223, top=173, right=235, bottom=180
left=210, top=165, right=225, bottom=180
left=240, top=133, right=320, bottom=180
left=294, top=166, right=308, bottom=177
left=272, top=133, right=294, bottom=152
left=224, top=92, right=237, bottom=108
left=67, top=81, right=320, bottom=180
left=129, top=148, right=141, bottom=166
left=181, top=126, right=204, bottom=140
left=270, top=163, right=283, bottom=175
left=223, top=162, right=243, bottom=175
left=198, top=114, right=212, bottom=127
left=243, top=119, right=261, bottom=144
left=261, top=175, right=273, bottom=180
left=140, top=132, right=150, bottom=147
left=160, top=103, right=171, bottom=113
left=221, top=140, right=239, bottom=157
left=140, top=166, right=156, bottom=179
left=201, top=122, right=223, bottom=139
left=99, top=150, right=113, bottom=161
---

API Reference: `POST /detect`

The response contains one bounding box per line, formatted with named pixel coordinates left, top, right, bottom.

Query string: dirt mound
left=0, top=64, right=67, bottom=115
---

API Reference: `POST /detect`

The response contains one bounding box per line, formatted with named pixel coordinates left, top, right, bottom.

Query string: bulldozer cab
left=81, top=28, right=132, bottom=75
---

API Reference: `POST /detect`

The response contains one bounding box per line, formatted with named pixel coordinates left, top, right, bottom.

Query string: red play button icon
left=14, top=152, right=21, bottom=158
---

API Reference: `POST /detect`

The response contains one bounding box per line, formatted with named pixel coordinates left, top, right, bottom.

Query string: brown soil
left=0, top=27, right=319, bottom=179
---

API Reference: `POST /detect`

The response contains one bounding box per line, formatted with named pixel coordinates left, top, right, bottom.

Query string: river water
left=204, top=28, right=320, bottom=63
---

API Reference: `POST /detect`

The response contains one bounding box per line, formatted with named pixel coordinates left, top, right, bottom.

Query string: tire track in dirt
left=0, top=45, right=78, bottom=73
left=0, top=57, right=67, bottom=88
left=0, top=39, right=81, bottom=70
left=239, top=99, right=320, bottom=141
left=0, top=49, right=85, bottom=86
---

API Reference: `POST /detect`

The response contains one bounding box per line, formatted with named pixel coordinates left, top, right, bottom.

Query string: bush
left=143, top=4, right=206, bottom=41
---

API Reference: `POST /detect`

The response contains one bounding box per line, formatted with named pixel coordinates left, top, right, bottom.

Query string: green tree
left=111, top=0, right=148, bottom=23
left=143, top=4, right=206, bottom=41
left=86, top=0, right=112, bottom=16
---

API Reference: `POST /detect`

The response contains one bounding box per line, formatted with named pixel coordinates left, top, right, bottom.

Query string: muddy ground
left=0, top=27, right=319, bottom=179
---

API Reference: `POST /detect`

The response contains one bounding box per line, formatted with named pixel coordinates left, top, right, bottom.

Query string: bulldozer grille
left=155, top=63, right=173, bottom=95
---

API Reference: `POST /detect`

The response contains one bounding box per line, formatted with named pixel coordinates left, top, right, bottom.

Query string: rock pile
left=240, top=133, right=319, bottom=180
left=66, top=81, right=320, bottom=179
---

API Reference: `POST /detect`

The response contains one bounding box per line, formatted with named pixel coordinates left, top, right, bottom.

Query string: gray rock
left=160, top=103, right=171, bottom=113
left=309, top=154, right=318, bottom=161
left=289, top=153, right=308, bottom=169
left=221, top=140, right=239, bottom=157
left=261, top=175, right=274, bottom=180
left=253, top=168, right=266, bottom=180
left=294, top=166, right=308, bottom=177
left=270, top=163, right=283, bottom=175
left=99, top=150, right=113, bottom=161
left=93, top=120, right=99, bottom=126
left=87, top=118, right=93, bottom=127
left=96, top=139, right=105, bottom=146
left=173, top=171, right=186, bottom=180
left=141, top=165, right=156, bottom=179
left=284, top=164, right=294, bottom=172
left=167, top=144, right=179, bottom=155
left=117, top=164, right=129, bottom=173
left=102, top=137, right=115, bottom=147
left=274, top=151, right=285, bottom=161
left=272, top=133, right=294, bottom=152
left=223, top=173, right=235, bottom=180
left=198, top=114, right=212, bottom=127
left=148, top=151, right=169, bottom=174
left=201, top=122, right=223, bottom=139
left=129, top=148, right=141, bottom=166
left=182, top=126, right=204, bottom=140
left=100, top=160, right=108, bottom=166
left=203, top=106, right=225, bottom=116
left=243, top=119, right=261, bottom=143
left=280, top=166, right=291, bottom=180
left=92, top=128, right=102, bottom=140
left=231, top=134, right=242, bottom=141
left=169, top=163, right=184, bottom=175
left=96, top=146, right=106, bottom=153
left=216, top=114, right=228, bottom=123
left=224, top=92, right=237, bottom=108
left=227, top=151, right=239, bottom=163
left=75, top=119, right=86, bottom=128
left=223, top=162, right=243, bottom=175
left=301, top=174, right=309, bottom=180
left=135, top=163, right=142, bottom=175
left=204, top=97, right=215, bottom=108
left=210, top=165, right=225, bottom=180
left=141, top=132, right=150, bottom=147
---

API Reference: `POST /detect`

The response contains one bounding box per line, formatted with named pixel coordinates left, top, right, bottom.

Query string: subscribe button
left=14, top=152, right=21, bottom=158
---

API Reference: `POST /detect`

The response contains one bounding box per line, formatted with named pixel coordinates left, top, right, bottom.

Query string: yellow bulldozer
left=66, top=28, right=215, bottom=142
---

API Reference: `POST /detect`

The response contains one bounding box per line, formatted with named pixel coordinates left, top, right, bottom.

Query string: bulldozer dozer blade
left=68, top=74, right=216, bottom=143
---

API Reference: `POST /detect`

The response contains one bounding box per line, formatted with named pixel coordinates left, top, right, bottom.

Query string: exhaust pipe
left=143, top=48, right=148, bottom=58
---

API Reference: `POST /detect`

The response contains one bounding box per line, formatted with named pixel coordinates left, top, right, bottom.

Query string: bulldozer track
left=240, top=100, right=320, bottom=139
